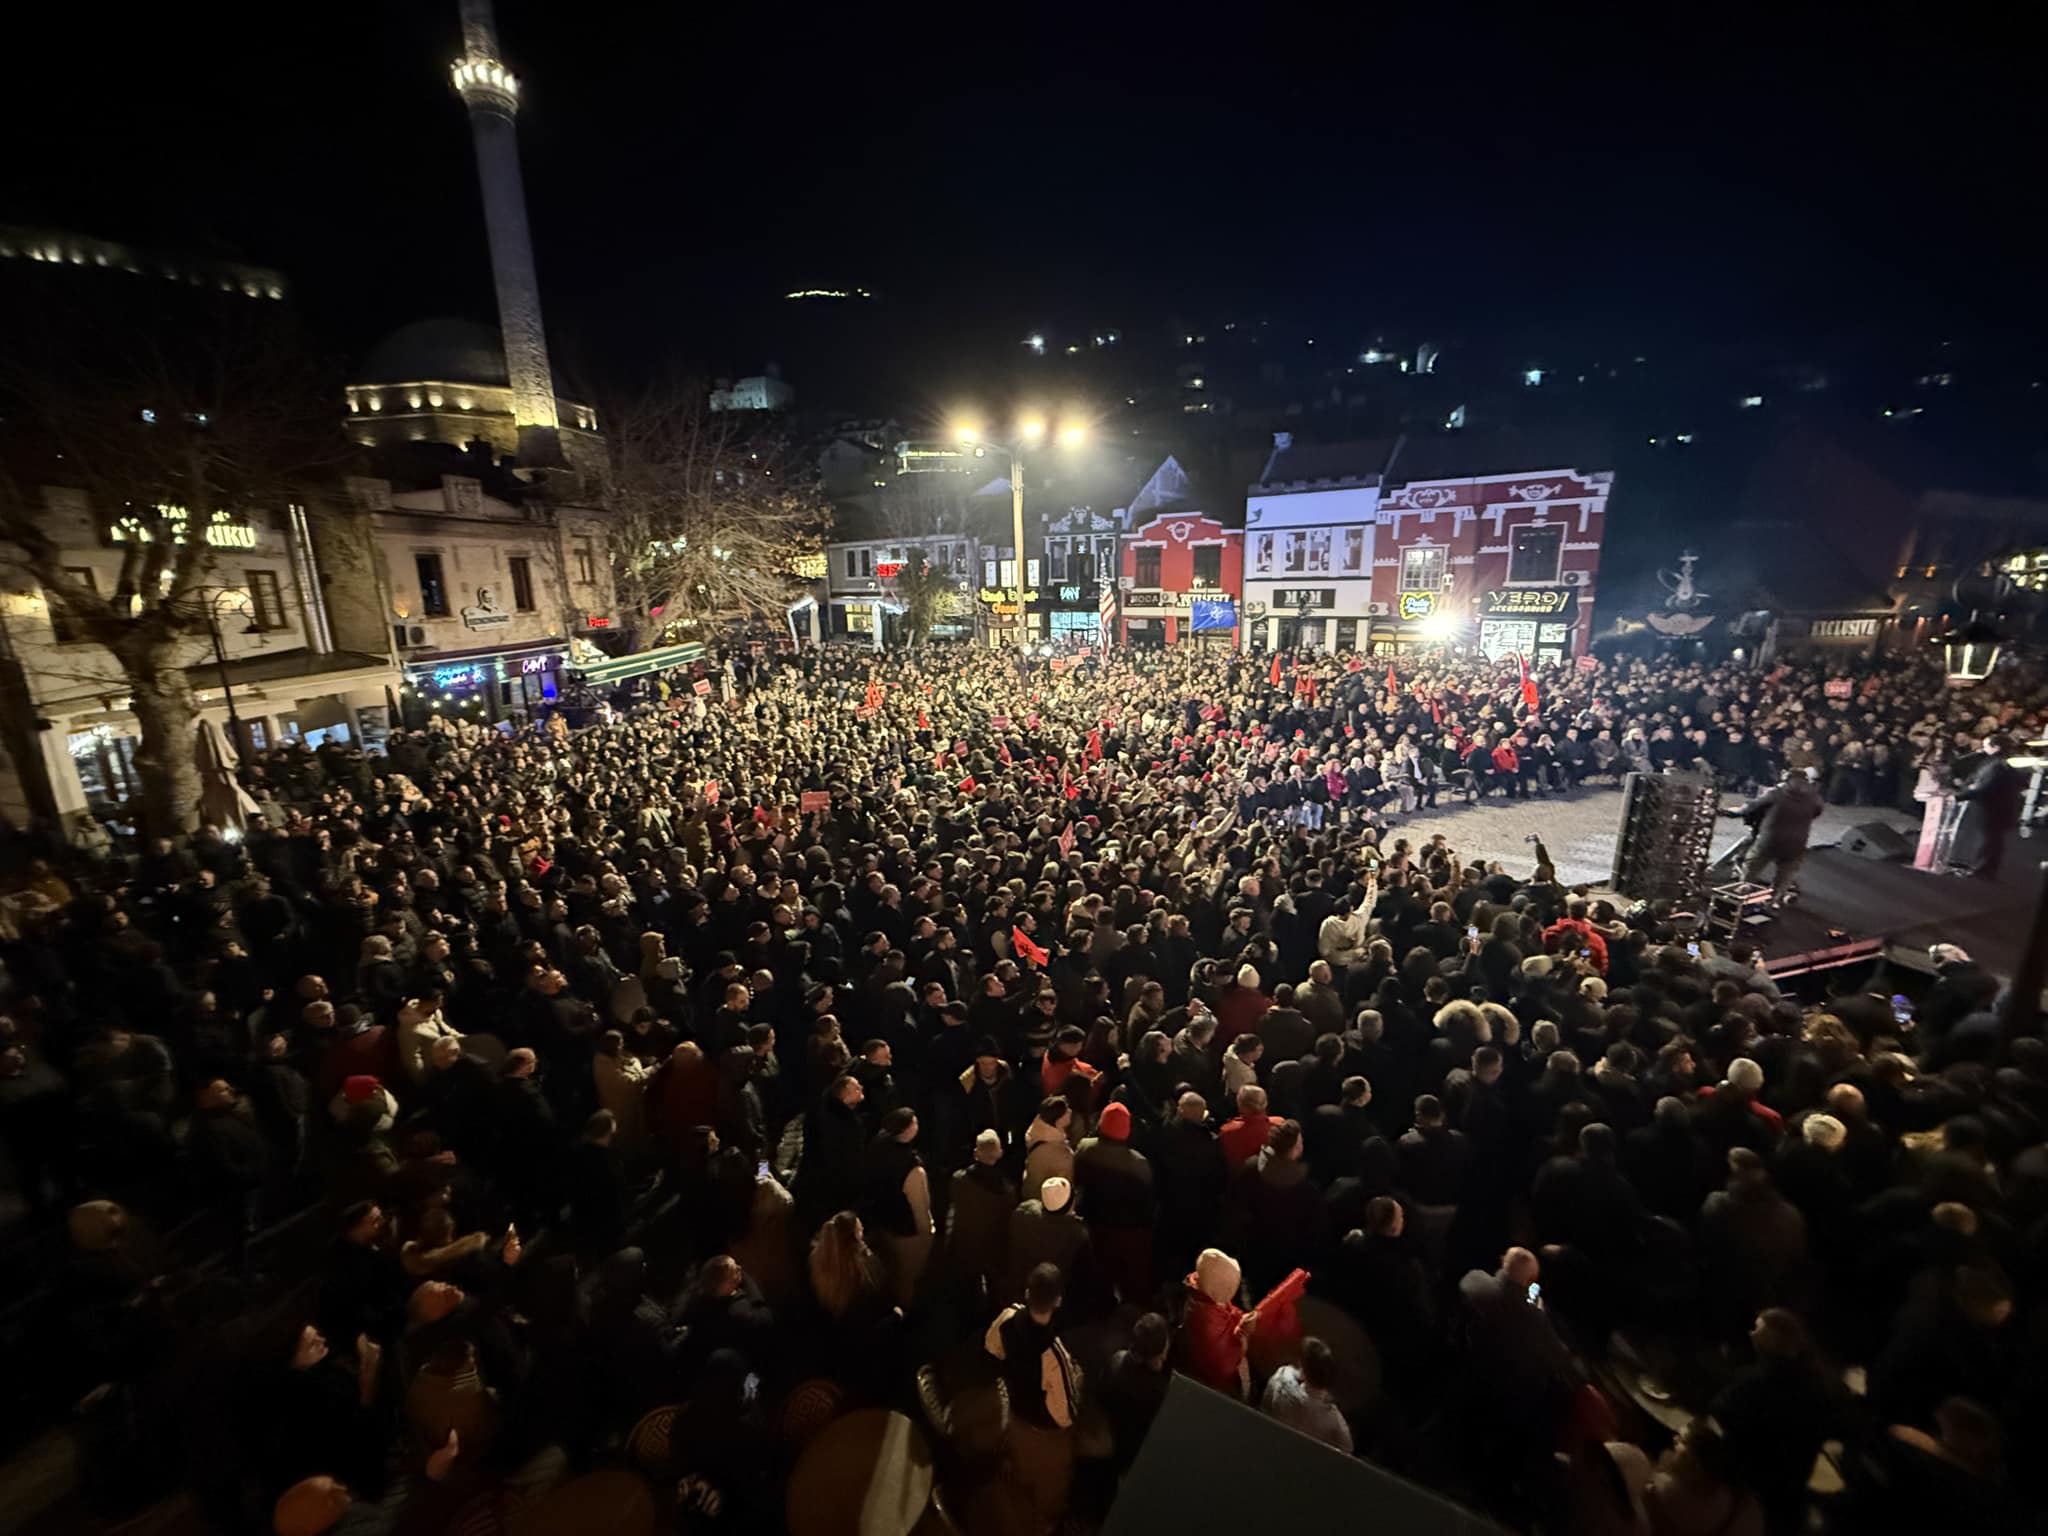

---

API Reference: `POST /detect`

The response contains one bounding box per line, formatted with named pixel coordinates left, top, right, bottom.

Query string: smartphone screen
left=1890, top=994, right=1913, bottom=1024
left=756, top=1159, right=771, bottom=1181
left=1526, top=1282, right=1542, bottom=1304
left=1687, top=941, right=1700, bottom=958
left=1467, top=925, right=1480, bottom=940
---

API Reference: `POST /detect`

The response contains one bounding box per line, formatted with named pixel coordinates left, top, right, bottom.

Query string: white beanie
left=1040, top=1176, right=1072, bottom=1212
left=1236, top=964, right=1260, bottom=990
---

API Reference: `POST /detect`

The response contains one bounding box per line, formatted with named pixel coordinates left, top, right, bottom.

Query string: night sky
left=2, top=2, right=2036, bottom=410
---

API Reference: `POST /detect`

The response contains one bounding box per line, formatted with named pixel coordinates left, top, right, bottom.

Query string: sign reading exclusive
left=1480, top=587, right=1578, bottom=619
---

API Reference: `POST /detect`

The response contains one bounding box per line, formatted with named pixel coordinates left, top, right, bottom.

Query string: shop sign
left=1273, top=589, right=1336, bottom=610
left=1124, top=590, right=1193, bottom=610
left=1396, top=590, right=1438, bottom=620
left=1810, top=617, right=1881, bottom=640
left=460, top=586, right=513, bottom=630
left=519, top=653, right=561, bottom=675
left=1479, top=587, right=1577, bottom=619
left=431, top=662, right=492, bottom=691
left=581, top=615, right=613, bottom=629
left=980, top=587, right=1039, bottom=605
left=876, top=562, right=904, bottom=579
left=1058, top=585, right=1081, bottom=602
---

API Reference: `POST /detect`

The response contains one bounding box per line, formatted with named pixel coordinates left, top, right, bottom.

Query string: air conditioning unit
left=1562, top=571, right=1591, bottom=588
left=1366, top=601, right=1392, bottom=616
left=407, top=625, right=428, bottom=646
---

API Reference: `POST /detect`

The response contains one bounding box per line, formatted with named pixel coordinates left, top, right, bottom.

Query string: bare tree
left=888, top=557, right=959, bottom=646
left=0, top=303, right=341, bottom=839
left=592, top=388, right=831, bottom=650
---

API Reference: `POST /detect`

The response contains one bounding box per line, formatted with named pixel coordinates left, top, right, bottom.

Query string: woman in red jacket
left=1490, top=738, right=1524, bottom=800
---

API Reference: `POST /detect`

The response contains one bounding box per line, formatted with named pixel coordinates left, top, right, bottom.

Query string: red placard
left=703, top=781, right=720, bottom=804
left=800, top=790, right=831, bottom=812
left=1576, top=654, right=1600, bottom=673
left=1824, top=678, right=1852, bottom=699
left=692, top=679, right=712, bottom=695
left=991, top=715, right=1012, bottom=730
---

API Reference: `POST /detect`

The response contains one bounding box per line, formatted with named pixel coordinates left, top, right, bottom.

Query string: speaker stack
left=1610, top=770, right=1721, bottom=907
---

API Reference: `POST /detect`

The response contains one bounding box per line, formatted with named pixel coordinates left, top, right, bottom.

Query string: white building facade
left=1242, top=438, right=1383, bottom=652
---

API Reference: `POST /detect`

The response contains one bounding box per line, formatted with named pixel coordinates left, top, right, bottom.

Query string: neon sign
left=431, top=663, right=490, bottom=690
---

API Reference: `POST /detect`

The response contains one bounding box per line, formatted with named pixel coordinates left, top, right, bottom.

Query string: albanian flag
left=1385, top=663, right=1398, bottom=696
left=1012, top=926, right=1050, bottom=967
left=1269, top=653, right=1284, bottom=689
left=1517, top=653, right=1540, bottom=714
left=1085, top=728, right=1103, bottom=765
left=917, top=708, right=930, bottom=730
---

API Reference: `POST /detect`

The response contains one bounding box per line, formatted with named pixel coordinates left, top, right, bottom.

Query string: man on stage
left=1737, top=767, right=1826, bottom=906
left=1953, top=734, right=2026, bottom=881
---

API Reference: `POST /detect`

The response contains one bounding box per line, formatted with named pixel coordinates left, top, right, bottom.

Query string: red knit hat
left=342, top=1075, right=381, bottom=1104
left=1098, top=1101, right=1132, bottom=1142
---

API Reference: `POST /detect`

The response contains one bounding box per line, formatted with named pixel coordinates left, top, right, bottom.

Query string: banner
left=799, top=790, right=831, bottom=812
left=1824, top=678, right=1853, bottom=699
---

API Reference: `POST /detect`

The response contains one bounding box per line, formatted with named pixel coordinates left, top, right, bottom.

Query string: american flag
left=1098, top=578, right=1118, bottom=647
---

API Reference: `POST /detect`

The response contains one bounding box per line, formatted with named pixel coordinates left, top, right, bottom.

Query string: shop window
left=1253, top=532, right=1274, bottom=572
left=508, top=556, right=536, bottom=612
left=1341, top=528, right=1366, bottom=571
left=573, top=540, right=597, bottom=586
left=1135, top=547, right=1162, bottom=588
left=1304, top=529, right=1332, bottom=572
left=1508, top=524, right=1564, bottom=584
left=1191, top=546, right=1222, bottom=590
left=1071, top=550, right=1094, bottom=582
left=1335, top=618, right=1358, bottom=650
left=1399, top=545, right=1445, bottom=592
left=50, top=567, right=97, bottom=643
left=416, top=553, right=449, bottom=617
left=1283, top=532, right=1306, bottom=573
left=246, top=569, right=285, bottom=630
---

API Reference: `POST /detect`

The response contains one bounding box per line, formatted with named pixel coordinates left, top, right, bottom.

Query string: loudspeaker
left=1840, top=821, right=1911, bottom=861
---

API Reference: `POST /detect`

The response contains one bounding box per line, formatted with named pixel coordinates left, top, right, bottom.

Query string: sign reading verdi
left=1480, top=587, right=1577, bottom=619
left=1396, top=590, right=1438, bottom=620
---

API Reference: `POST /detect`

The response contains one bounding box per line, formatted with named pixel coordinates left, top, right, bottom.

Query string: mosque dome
left=358, top=317, right=509, bottom=387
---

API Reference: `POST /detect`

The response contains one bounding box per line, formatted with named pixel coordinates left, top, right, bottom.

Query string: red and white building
left=1370, top=450, right=1614, bottom=662
left=1113, top=459, right=1244, bottom=647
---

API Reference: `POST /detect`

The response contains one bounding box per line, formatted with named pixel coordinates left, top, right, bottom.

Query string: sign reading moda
left=1480, top=586, right=1578, bottom=620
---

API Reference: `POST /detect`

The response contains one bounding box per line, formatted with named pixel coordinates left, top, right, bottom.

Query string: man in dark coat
left=946, top=1130, right=1018, bottom=1298
left=1738, top=769, right=1826, bottom=903
left=1073, top=1102, right=1155, bottom=1303
left=1153, top=1091, right=1229, bottom=1275
left=1951, top=734, right=2025, bottom=880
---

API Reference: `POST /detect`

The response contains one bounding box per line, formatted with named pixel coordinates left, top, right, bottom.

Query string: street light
left=953, top=415, right=1088, bottom=652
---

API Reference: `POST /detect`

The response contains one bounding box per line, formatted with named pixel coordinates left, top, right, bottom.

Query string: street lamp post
left=957, top=417, right=1085, bottom=653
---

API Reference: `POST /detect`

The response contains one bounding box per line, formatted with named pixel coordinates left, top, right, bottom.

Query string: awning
left=569, top=642, right=706, bottom=686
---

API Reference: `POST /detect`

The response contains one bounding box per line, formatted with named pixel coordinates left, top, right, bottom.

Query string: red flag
left=1012, top=926, right=1050, bottom=967
left=703, top=781, right=719, bottom=805
left=1058, top=820, right=1075, bottom=857
left=998, top=741, right=1013, bottom=765
left=1269, top=654, right=1283, bottom=688
left=1345, top=656, right=1364, bottom=673
left=1429, top=696, right=1442, bottom=725
left=1385, top=663, right=1398, bottom=695
left=864, top=680, right=882, bottom=711
left=959, top=775, right=977, bottom=794
left=1085, top=728, right=1103, bottom=764
left=917, top=708, right=930, bottom=730
left=1517, top=654, right=1540, bottom=713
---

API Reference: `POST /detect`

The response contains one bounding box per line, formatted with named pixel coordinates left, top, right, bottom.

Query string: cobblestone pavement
left=1360, top=783, right=1918, bottom=888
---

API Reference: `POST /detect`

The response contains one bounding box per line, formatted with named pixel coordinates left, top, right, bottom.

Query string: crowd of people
left=0, top=637, right=2044, bottom=1536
